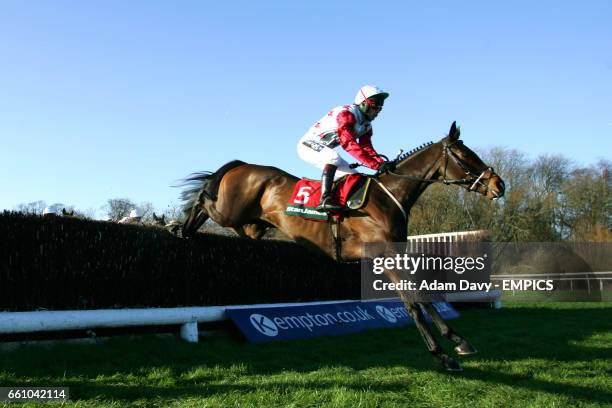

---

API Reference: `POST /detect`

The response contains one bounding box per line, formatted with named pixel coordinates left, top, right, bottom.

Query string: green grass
left=1, top=302, right=611, bottom=407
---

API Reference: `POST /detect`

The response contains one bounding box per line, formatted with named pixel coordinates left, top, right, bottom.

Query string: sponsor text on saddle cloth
left=285, top=174, right=371, bottom=221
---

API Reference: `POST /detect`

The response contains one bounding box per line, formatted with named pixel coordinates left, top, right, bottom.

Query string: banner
left=226, top=300, right=459, bottom=343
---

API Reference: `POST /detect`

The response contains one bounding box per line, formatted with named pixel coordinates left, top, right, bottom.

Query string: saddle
left=285, top=174, right=372, bottom=221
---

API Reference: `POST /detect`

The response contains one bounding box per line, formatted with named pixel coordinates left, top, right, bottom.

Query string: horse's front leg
left=383, top=269, right=462, bottom=372
left=421, top=303, right=477, bottom=356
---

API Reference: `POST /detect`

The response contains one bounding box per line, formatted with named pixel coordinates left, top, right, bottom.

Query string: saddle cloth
left=284, top=174, right=371, bottom=221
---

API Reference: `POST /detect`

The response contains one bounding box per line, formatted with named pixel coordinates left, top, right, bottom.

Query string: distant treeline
left=409, top=149, right=610, bottom=242
left=0, top=212, right=359, bottom=312
left=11, top=148, right=611, bottom=243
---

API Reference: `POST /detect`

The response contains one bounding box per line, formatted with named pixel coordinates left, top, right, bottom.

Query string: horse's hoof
left=454, top=341, right=478, bottom=356
left=441, top=355, right=463, bottom=372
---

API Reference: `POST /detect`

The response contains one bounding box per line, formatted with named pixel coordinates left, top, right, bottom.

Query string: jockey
left=297, top=85, right=390, bottom=212
left=42, top=206, right=57, bottom=217
left=118, top=208, right=142, bottom=224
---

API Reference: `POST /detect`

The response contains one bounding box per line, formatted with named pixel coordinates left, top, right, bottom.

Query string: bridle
left=441, top=140, right=499, bottom=195
left=383, top=140, right=501, bottom=198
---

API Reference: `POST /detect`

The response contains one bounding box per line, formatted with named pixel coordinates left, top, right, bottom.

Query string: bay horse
left=181, top=122, right=505, bottom=371
left=152, top=212, right=182, bottom=235
left=61, top=208, right=75, bottom=217
left=152, top=213, right=167, bottom=227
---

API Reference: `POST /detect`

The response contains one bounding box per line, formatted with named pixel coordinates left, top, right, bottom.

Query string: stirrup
left=316, top=196, right=342, bottom=213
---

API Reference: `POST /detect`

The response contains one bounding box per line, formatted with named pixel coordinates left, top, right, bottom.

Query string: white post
left=180, top=321, right=199, bottom=343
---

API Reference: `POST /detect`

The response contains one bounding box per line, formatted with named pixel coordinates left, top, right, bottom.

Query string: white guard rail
left=0, top=300, right=353, bottom=343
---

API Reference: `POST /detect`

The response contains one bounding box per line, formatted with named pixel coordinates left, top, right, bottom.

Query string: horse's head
left=61, top=208, right=75, bottom=217
left=152, top=212, right=166, bottom=227
left=438, top=122, right=505, bottom=199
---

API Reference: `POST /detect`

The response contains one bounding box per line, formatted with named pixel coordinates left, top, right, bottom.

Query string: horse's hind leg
left=234, top=222, right=268, bottom=240
left=421, top=303, right=477, bottom=356
left=183, top=205, right=210, bottom=237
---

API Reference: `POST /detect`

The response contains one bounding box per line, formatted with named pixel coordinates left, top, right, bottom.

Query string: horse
left=152, top=212, right=183, bottom=235
left=152, top=213, right=167, bottom=227
left=61, top=208, right=75, bottom=217
left=181, top=122, right=505, bottom=371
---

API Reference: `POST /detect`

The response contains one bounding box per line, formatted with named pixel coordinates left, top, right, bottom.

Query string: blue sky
left=1, top=1, right=610, bottom=217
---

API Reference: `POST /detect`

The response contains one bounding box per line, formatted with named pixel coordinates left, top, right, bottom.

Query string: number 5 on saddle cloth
left=284, top=174, right=372, bottom=221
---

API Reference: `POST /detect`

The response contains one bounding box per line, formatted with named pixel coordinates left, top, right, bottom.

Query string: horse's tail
left=180, top=160, right=247, bottom=212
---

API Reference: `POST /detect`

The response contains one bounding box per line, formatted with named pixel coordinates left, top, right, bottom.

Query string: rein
left=365, top=140, right=498, bottom=232
left=384, top=141, right=494, bottom=193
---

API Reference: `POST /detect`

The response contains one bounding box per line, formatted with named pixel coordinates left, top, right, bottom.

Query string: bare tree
left=162, top=202, right=187, bottom=223
left=561, top=160, right=611, bottom=241
left=103, top=198, right=136, bottom=222
left=138, top=202, right=155, bottom=222
left=14, top=200, right=47, bottom=215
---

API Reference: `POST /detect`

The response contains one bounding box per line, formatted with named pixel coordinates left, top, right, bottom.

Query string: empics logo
left=375, top=305, right=398, bottom=323
left=249, top=314, right=278, bottom=337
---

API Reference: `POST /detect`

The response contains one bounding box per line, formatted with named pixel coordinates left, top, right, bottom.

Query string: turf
left=1, top=302, right=611, bottom=407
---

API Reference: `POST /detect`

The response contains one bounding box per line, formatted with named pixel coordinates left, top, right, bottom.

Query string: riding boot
left=316, top=164, right=343, bottom=213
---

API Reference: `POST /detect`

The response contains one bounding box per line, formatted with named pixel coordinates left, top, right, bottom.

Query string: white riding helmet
left=129, top=209, right=142, bottom=218
left=354, top=85, right=389, bottom=105
left=43, top=207, right=57, bottom=215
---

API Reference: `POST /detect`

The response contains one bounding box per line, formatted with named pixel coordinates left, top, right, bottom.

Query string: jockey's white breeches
left=297, top=135, right=357, bottom=180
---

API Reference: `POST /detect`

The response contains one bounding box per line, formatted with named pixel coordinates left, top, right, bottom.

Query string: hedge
left=0, top=212, right=360, bottom=311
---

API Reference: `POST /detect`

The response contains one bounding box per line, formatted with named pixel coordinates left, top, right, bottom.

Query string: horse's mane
left=396, top=141, right=435, bottom=163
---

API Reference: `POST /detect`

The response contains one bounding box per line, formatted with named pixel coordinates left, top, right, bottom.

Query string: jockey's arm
left=337, top=111, right=385, bottom=170
left=358, top=131, right=385, bottom=164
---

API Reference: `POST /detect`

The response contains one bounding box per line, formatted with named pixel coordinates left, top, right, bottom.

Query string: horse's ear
left=449, top=121, right=460, bottom=141
left=153, top=212, right=159, bottom=220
